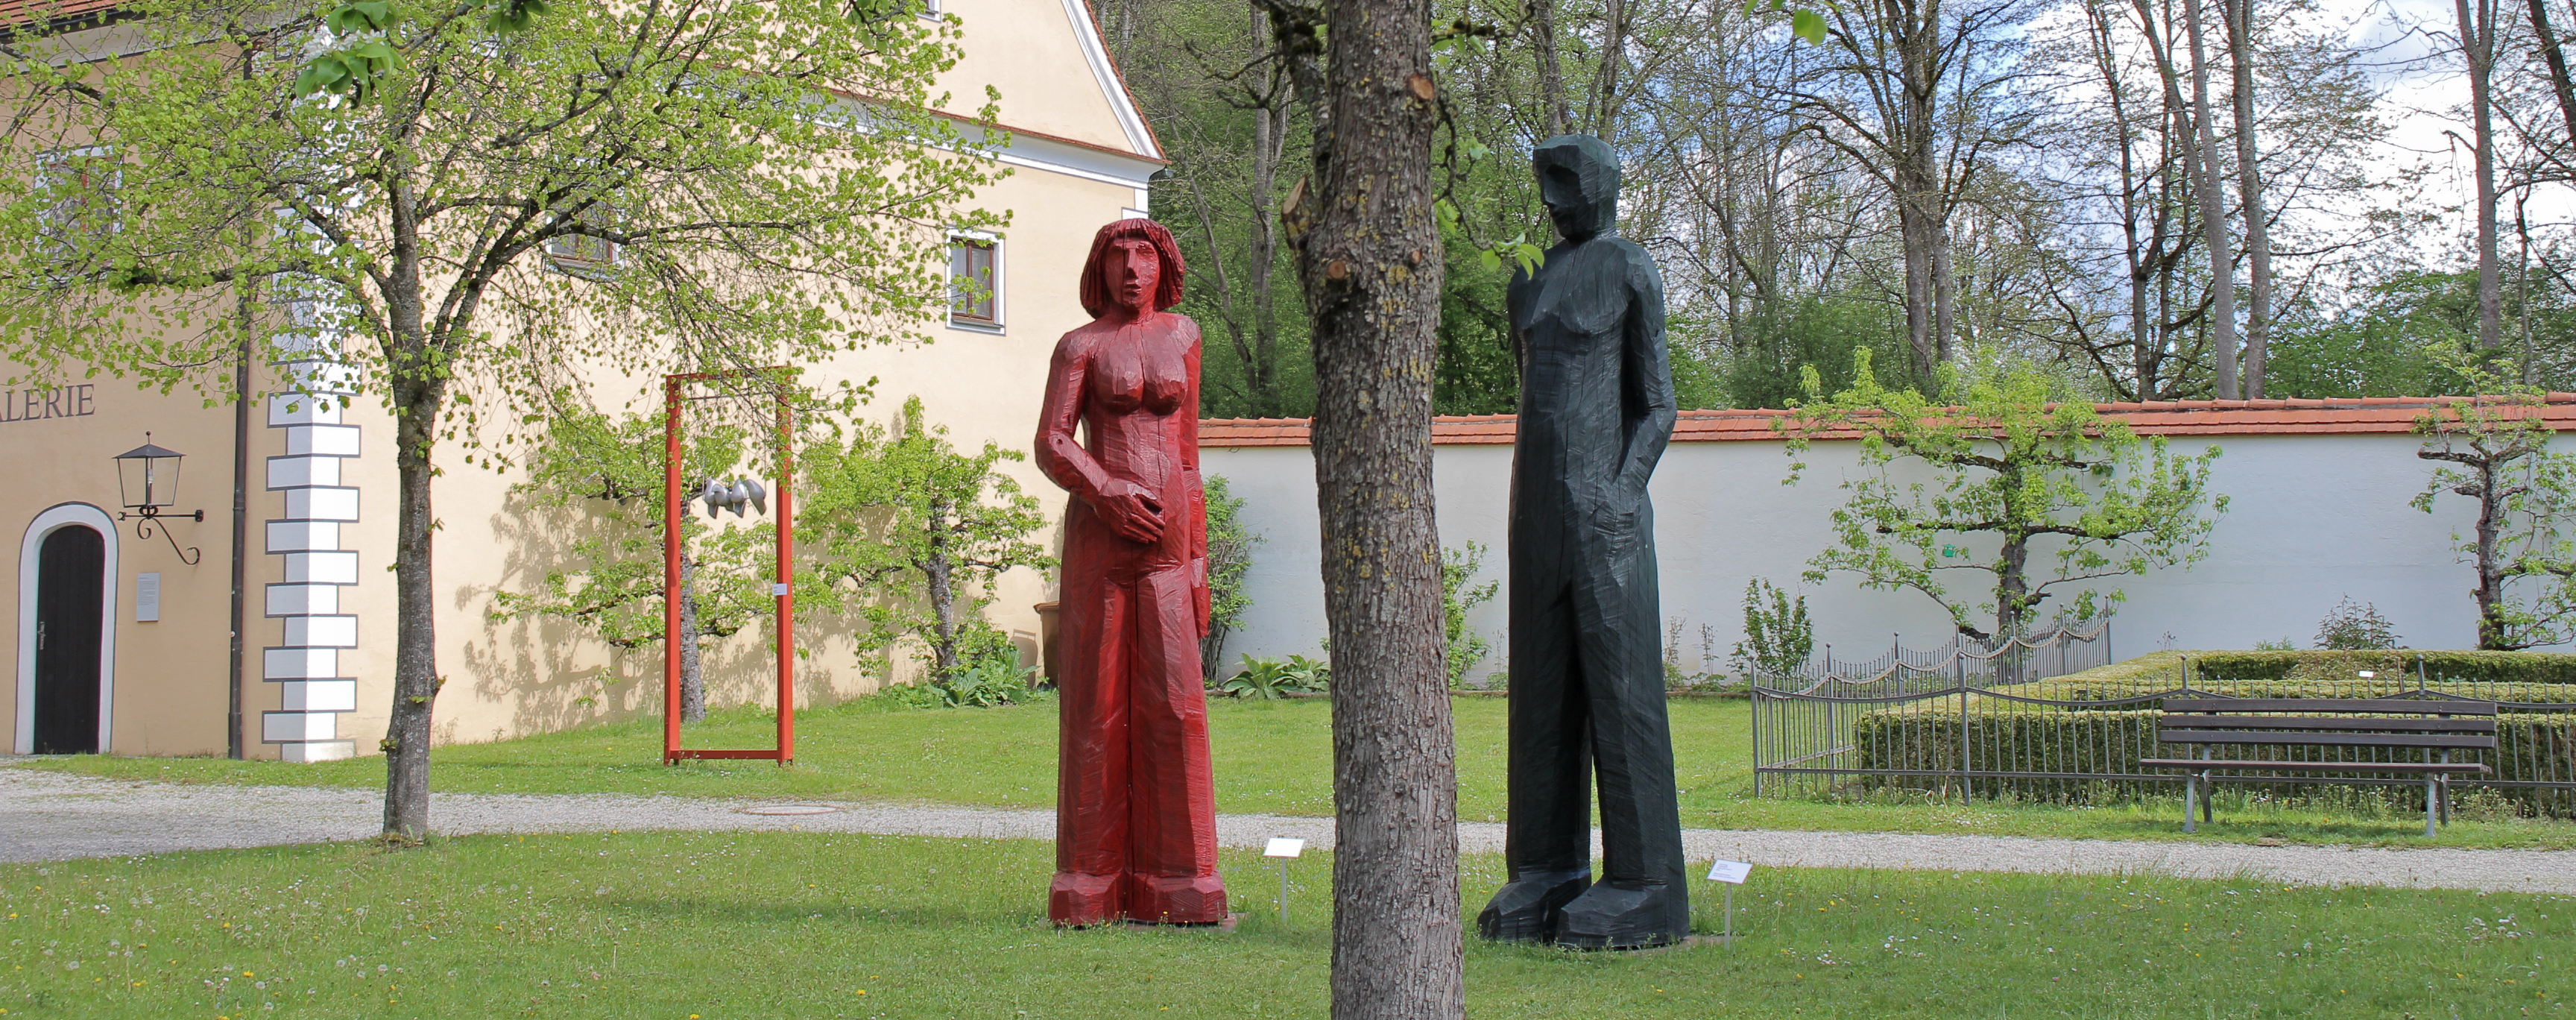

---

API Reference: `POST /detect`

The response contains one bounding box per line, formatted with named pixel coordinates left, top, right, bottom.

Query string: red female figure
left=1035, top=218, right=1227, bottom=926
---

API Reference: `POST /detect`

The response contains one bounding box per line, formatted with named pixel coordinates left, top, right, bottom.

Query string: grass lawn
left=25, top=696, right=2576, bottom=849
left=1, top=831, right=2568, bottom=1019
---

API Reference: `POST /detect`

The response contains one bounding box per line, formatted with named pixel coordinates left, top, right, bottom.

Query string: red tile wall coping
left=0, top=0, right=123, bottom=29
left=1199, top=394, right=2576, bottom=447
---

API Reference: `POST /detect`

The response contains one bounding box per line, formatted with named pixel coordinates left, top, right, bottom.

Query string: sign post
left=1706, top=859, right=1752, bottom=946
left=1263, top=837, right=1305, bottom=926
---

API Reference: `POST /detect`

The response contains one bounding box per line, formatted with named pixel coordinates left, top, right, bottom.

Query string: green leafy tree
left=1439, top=541, right=1498, bottom=687
left=0, top=0, right=1000, bottom=840
left=490, top=407, right=775, bottom=722
left=1199, top=474, right=1263, bottom=679
left=802, top=397, right=1053, bottom=689
left=2411, top=355, right=2576, bottom=649
left=1784, top=351, right=2229, bottom=640
left=1732, top=577, right=1813, bottom=676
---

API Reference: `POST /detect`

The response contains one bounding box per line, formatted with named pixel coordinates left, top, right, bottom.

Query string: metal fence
left=1754, top=623, right=2115, bottom=693
left=1750, top=652, right=2576, bottom=819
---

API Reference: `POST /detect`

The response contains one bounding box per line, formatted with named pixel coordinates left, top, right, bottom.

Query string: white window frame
left=543, top=203, right=620, bottom=281
left=35, top=145, right=119, bottom=249
left=947, top=230, right=1004, bottom=333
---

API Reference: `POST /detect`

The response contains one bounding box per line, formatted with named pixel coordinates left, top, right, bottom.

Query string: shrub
left=877, top=626, right=1045, bottom=708
left=1216, top=655, right=1330, bottom=699
left=2314, top=597, right=2401, bottom=649
left=1441, top=542, right=1498, bottom=688
left=1734, top=578, right=1813, bottom=677
left=2053, top=649, right=2576, bottom=687
left=1199, top=475, right=1261, bottom=679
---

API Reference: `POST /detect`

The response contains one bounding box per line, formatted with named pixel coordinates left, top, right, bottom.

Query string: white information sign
left=1705, top=859, right=1752, bottom=884
left=135, top=572, right=160, bottom=622
left=1264, top=837, right=1306, bottom=858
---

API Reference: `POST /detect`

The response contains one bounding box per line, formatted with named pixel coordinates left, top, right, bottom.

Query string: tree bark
left=923, top=518, right=960, bottom=681
left=1587, top=0, right=1629, bottom=137
left=1282, top=0, right=1462, bottom=1009
left=383, top=361, right=443, bottom=842
left=1530, top=0, right=1570, bottom=136
left=2457, top=0, right=2503, bottom=350
left=2224, top=0, right=2270, bottom=398
left=1898, top=4, right=1942, bottom=375
left=2183, top=0, right=2240, bottom=398
left=2529, top=0, right=2576, bottom=157
left=678, top=555, right=706, bottom=723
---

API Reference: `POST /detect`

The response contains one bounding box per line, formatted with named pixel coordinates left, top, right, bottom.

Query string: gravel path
left=5, top=763, right=2572, bottom=894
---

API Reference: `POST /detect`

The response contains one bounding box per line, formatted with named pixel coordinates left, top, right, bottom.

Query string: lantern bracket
left=120, top=509, right=203, bottom=565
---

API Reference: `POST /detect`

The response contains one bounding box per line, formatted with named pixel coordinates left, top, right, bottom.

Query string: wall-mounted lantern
left=113, top=432, right=202, bottom=564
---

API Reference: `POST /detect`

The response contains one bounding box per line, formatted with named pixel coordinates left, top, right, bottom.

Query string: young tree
left=492, top=408, right=774, bottom=722
left=1784, top=352, right=2229, bottom=640
left=2411, top=359, right=2576, bottom=649
left=801, top=396, right=1052, bottom=687
left=1264, top=0, right=1463, bottom=1010
left=1199, top=473, right=1262, bottom=678
left=0, top=0, right=1000, bottom=840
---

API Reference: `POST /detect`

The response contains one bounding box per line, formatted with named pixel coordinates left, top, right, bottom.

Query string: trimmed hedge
left=1844, top=698, right=2576, bottom=815
left=2052, top=649, right=2576, bottom=687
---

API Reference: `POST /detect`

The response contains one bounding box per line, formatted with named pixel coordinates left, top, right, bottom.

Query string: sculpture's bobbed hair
left=1079, top=218, right=1187, bottom=318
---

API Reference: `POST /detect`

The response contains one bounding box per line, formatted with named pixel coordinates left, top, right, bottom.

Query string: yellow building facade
left=0, top=0, right=1158, bottom=761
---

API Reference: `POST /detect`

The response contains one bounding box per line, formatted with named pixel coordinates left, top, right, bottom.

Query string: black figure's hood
left=1534, top=134, right=1619, bottom=241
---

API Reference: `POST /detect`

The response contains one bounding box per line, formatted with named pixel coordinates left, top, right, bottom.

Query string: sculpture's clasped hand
left=1096, top=479, right=1167, bottom=545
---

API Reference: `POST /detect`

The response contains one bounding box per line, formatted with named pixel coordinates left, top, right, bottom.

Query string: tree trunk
left=924, top=526, right=959, bottom=681
left=1900, top=202, right=1938, bottom=375
left=1284, top=0, right=1462, bottom=1009
left=2529, top=0, right=2576, bottom=155
left=2457, top=0, right=2502, bottom=350
left=382, top=364, right=444, bottom=842
left=1931, top=217, right=1957, bottom=367
left=2476, top=456, right=2507, bottom=649
left=2224, top=0, right=2270, bottom=398
left=1530, top=0, right=1570, bottom=136
left=678, top=555, right=706, bottom=723
left=2183, top=0, right=2240, bottom=398
left=1247, top=51, right=1289, bottom=416
left=1586, top=0, right=1629, bottom=137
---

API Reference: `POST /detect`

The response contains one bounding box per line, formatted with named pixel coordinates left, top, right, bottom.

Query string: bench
left=2140, top=698, right=2496, bottom=837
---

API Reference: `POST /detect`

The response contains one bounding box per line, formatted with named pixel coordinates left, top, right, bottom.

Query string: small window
left=36, top=146, right=118, bottom=250
left=949, top=234, right=1001, bottom=330
left=545, top=203, right=619, bottom=280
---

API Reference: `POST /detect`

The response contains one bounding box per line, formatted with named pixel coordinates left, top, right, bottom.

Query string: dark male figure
left=1475, top=133, right=1686, bottom=950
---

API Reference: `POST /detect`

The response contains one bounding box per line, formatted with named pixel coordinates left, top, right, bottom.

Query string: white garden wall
left=1202, top=412, right=2543, bottom=682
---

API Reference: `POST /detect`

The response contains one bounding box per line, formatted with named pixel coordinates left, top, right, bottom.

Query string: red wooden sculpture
left=1035, top=218, right=1227, bottom=926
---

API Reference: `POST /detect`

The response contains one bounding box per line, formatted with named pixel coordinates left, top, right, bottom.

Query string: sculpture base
left=1124, top=912, right=1246, bottom=932
left=1049, top=871, right=1229, bottom=927
left=1476, top=869, right=1592, bottom=943
left=1552, top=880, right=1690, bottom=951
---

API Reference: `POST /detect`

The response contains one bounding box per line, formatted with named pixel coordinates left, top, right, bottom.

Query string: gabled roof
left=1199, top=394, right=2576, bottom=447
left=1061, top=0, right=1160, bottom=160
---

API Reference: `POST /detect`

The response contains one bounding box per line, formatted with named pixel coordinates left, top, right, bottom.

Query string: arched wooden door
left=31, top=524, right=103, bottom=754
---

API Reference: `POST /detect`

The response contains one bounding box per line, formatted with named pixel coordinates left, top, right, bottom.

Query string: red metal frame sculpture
left=661, top=368, right=797, bottom=765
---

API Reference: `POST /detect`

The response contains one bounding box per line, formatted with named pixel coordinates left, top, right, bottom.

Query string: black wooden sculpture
left=1475, top=133, right=1687, bottom=951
